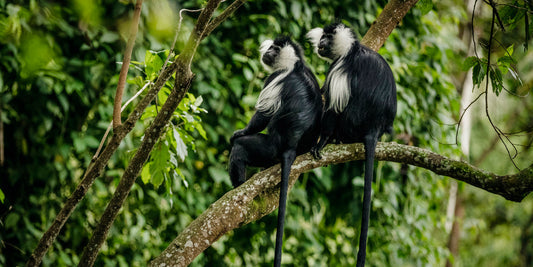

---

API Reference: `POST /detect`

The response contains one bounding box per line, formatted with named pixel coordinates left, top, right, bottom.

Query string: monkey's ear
left=306, top=28, right=323, bottom=49
left=259, top=39, right=274, bottom=56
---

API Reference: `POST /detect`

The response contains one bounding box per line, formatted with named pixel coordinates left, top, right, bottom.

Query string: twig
left=161, top=8, right=204, bottom=73
left=455, top=91, right=485, bottom=146
left=201, top=0, right=246, bottom=40
left=484, top=6, right=520, bottom=169
left=94, top=81, right=152, bottom=160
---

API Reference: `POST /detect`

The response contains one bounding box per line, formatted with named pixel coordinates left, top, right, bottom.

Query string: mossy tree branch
left=150, top=142, right=533, bottom=266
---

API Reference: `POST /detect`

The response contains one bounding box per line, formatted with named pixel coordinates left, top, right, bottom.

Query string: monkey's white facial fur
left=306, top=28, right=323, bottom=54
left=332, top=24, right=355, bottom=58
left=259, top=39, right=274, bottom=57
left=259, top=39, right=299, bottom=72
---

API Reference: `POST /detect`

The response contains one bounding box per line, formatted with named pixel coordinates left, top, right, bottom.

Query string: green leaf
left=498, top=56, right=514, bottom=72
left=4, top=212, right=20, bottom=229
left=194, top=122, right=208, bottom=140
left=462, top=56, right=479, bottom=71
left=490, top=67, right=503, bottom=96
left=472, top=61, right=486, bottom=86
left=506, top=44, right=514, bottom=56
left=145, top=50, right=165, bottom=80
left=151, top=170, right=165, bottom=188
left=141, top=162, right=152, bottom=184
left=173, top=128, right=188, bottom=161
left=0, top=188, right=4, bottom=203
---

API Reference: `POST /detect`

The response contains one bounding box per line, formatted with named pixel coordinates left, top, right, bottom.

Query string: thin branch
left=493, top=3, right=533, bottom=14
left=484, top=7, right=520, bottom=169
left=472, top=0, right=480, bottom=59
left=201, top=0, right=247, bottom=40
left=94, top=81, right=152, bottom=160
left=113, top=0, right=144, bottom=128
left=161, top=8, right=203, bottom=73
left=455, top=91, right=486, bottom=145
left=488, top=0, right=506, bottom=31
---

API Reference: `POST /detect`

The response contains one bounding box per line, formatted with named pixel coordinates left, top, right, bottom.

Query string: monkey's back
left=267, top=62, right=322, bottom=154
left=328, top=44, right=397, bottom=142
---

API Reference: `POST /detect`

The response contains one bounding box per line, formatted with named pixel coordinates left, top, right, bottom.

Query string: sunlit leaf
left=173, top=127, right=188, bottom=161
left=141, top=162, right=153, bottom=184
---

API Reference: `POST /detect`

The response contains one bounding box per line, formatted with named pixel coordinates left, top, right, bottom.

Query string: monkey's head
left=259, top=36, right=301, bottom=72
left=307, top=23, right=356, bottom=60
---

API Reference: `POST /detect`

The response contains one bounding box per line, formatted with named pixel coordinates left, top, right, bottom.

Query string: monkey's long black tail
left=356, top=135, right=378, bottom=267
left=274, top=149, right=297, bottom=267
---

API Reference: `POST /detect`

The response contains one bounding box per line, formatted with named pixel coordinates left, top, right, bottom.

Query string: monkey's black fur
left=229, top=36, right=322, bottom=267
left=308, top=23, right=397, bottom=267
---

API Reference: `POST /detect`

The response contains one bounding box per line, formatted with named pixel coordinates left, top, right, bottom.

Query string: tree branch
left=113, top=0, right=143, bottom=128
left=201, top=0, right=246, bottom=40
left=361, top=0, right=419, bottom=51
left=150, top=142, right=533, bottom=266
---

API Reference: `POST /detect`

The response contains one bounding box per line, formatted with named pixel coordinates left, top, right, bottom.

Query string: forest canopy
left=1, top=0, right=532, bottom=266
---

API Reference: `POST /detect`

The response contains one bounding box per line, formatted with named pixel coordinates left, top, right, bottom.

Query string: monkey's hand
left=230, top=129, right=247, bottom=146
left=310, top=146, right=322, bottom=160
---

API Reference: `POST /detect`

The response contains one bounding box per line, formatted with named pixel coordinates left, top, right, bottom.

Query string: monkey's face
left=317, top=33, right=334, bottom=59
left=259, top=37, right=300, bottom=71
left=307, top=23, right=356, bottom=60
left=261, top=44, right=280, bottom=67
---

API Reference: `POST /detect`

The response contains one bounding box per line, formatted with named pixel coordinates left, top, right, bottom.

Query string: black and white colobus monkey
left=307, top=23, right=397, bottom=266
left=229, top=36, right=322, bottom=267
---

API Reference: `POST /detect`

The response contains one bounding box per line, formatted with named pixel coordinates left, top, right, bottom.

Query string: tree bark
left=361, top=0, right=420, bottom=51
left=150, top=142, right=533, bottom=266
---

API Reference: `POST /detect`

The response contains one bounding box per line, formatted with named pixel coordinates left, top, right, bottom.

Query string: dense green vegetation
left=1, top=0, right=532, bottom=266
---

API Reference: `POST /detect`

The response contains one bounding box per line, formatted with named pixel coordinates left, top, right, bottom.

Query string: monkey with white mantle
left=307, top=22, right=397, bottom=267
left=229, top=36, right=322, bottom=267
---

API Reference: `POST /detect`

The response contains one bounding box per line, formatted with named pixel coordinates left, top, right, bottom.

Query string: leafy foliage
left=0, top=0, right=531, bottom=266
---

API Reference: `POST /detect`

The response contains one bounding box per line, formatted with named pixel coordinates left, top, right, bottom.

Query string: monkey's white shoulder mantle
left=255, top=69, right=291, bottom=115
left=326, top=58, right=350, bottom=113
left=256, top=41, right=299, bottom=115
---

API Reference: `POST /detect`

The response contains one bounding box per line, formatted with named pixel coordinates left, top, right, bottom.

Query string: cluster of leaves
left=463, top=45, right=516, bottom=96
left=133, top=50, right=208, bottom=192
